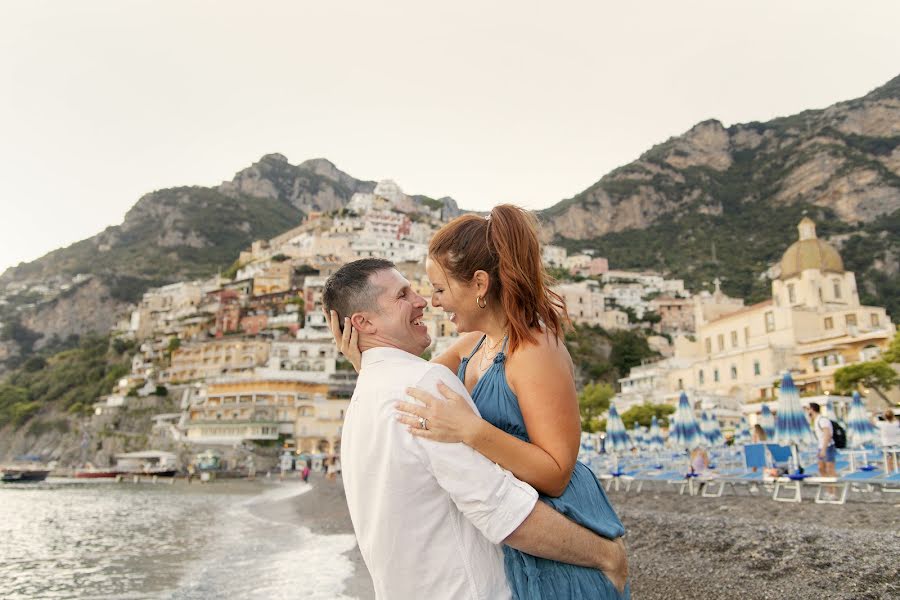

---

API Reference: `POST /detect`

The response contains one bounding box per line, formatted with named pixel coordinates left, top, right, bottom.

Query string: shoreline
left=245, top=472, right=375, bottom=600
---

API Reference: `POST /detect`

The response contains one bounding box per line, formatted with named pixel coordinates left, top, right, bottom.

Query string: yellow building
left=186, top=378, right=349, bottom=452
left=252, top=261, right=293, bottom=296
left=618, top=218, right=895, bottom=409
left=667, top=218, right=894, bottom=401
left=162, top=338, right=270, bottom=383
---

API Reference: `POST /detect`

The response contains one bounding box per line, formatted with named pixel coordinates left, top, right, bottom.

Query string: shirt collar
left=361, top=346, right=422, bottom=369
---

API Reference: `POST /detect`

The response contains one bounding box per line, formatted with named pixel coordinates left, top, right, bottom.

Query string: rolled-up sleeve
left=409, top=366, right=538, bottom=544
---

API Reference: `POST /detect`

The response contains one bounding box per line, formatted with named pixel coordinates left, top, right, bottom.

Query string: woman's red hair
left=428, top=204, right=569, bottom=353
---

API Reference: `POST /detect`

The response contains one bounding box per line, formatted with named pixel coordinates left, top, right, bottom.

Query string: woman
left=328, top=205, right=627, bottom=598
left=751, top=424, right=767, bottom=443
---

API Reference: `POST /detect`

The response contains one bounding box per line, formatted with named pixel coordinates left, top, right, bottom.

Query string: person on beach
left=807, top=402, right=837, bottom=498
left=751, top=424, right=767, bottom=443
left=877, top=409, right=900, bottom=471
left=323, top=258, right=628, bottom=600
left=328, top=205, right=628, bottom=599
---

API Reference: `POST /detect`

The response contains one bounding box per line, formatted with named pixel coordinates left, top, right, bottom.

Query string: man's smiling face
left=363, top=268, right=431, bottom=355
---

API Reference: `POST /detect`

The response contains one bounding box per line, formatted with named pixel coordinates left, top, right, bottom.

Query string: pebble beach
left=287, top=475, right=900, bottom=599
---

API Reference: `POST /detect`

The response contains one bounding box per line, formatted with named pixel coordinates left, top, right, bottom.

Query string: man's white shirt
left=342, top=347, right=538, bottom=600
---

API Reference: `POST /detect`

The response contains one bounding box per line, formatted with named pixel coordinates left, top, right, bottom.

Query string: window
left=717, top=334, right=725, bottom=351
left=677, top=378, right=684, bottom=390
left=833, top=280, right=841, bottom=299
left=845, top=314, right=857, bottom=327
left=730, top=365, right=738, bottom=380
left=870, top=313, right=880, bottom=327
left=765, top=311, right=775, bottom=332
left=705, top=338, right=712, bottom=354
left=744, top=326, right=750, bottom=345
left=714, top=369, right=720, bottom=382
left=753, top=360, right=761, bottom=376
left=788, top=283, right=796, bottom=304
left=698, top=370, right=705, bottom=385
left=731, top=331, right=738, bottom=348
left=824, top=317, right=833, bottom=330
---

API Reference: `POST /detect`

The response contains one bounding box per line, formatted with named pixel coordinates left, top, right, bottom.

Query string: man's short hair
left=323, top=258, right=396, bottom=328
left=808, top=402, right=821, bottom=413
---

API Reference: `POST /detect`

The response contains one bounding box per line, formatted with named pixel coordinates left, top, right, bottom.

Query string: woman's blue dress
left=458, top=336, right=629, bottom=599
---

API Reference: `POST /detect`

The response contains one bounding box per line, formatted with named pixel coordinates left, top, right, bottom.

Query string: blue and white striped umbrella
left=671, top=392, right=703, bottom=450
left=733, top=417, right=752, bottom=445
left=847, top=391, right=879, bottom=448
left=774, top=372, right=815, bottom=447
left=647, top=416, right=665, bottom=453
left=826, top=398, right=837, bottom=420
left=631, top=421, right=646, bottom=450
left=605, top=404, right=631, bottom=454
left=701, top=411, right=725, bottom=447
left=759, top=404, right=776, bottom=440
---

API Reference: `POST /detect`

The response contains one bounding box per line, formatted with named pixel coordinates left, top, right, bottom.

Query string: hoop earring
left=476, top=295, right=487, bottom=309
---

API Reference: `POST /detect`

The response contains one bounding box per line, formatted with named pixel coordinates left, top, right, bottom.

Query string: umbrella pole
left=791, top=444, right=802, bottom=474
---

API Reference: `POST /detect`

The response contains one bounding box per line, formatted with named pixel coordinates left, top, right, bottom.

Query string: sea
left=0, top=478, right=359, bottom=599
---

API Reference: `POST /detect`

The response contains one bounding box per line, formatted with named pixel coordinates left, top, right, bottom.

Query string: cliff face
left=217, top=154, right=377, bottom=213
left=539, top=75, right=900, bottom=316
left=541, top=77, right=900, bottom=240
left=0, top=156, right=380, bottom=364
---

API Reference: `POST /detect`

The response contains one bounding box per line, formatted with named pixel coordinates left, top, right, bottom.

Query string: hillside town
left=0, top=178, right=857, bottom=470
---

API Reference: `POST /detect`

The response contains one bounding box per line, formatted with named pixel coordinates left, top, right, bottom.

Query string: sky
left=1, top=1, right=899, bottom=274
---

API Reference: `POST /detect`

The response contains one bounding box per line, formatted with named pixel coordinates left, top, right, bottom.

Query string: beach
left=249, top=472, right=375, bottom=600
left=282, top=475, right=899, bottom=600
left=611, top=487, right=900, bottom=600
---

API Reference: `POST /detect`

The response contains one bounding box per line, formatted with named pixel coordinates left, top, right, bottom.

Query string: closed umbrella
left=774, top=372, right=815, bottom=472
left=846, top=391, right=879, bottom=470
left=605, top=404, right=631, bottom=454
left=701, top=411, right=725, bottom=447
left=760, top=404, right=776, bottom=440
left=632, top=421, right=646, bottom=451
left=733, top=417, right=751, bottom=445
left=604, top=404, right=631, bottom=487
left=846, top=392, right=879, bottom=448
left=671, top=392, right=703, bottom=451
left=647, top=416, right=665, bottom=453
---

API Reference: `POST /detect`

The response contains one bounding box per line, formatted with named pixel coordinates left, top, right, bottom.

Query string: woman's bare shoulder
left=507, top=329, right=572, bottom=373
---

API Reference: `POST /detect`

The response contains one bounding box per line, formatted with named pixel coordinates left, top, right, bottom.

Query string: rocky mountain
left=540, top=74, right=900, bottom=316
left=0, top=155, right=459, bottom=366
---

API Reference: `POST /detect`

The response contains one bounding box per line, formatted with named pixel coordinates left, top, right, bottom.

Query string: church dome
left=779, top=217, right=844, bottom=280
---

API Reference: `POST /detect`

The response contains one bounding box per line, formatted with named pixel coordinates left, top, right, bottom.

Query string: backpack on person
left=830, top=420, right=847, bottom=449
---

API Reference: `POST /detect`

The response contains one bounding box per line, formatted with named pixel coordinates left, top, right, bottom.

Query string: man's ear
left=350, top=312, right=376, bottom=334
left=473, top=270, right=491, bottom=296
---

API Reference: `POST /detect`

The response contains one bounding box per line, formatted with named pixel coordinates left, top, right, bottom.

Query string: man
left=877, top=409, right=900, bottom=472
left=807, top=402, right=837, bottom=497
left=323, top=258, right=627, bottom=600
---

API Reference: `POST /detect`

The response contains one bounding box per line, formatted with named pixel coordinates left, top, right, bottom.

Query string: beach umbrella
left=647, top=416, right=665, bottom=453
left=774, top=372, right=816, bottom=471
left=759, top=404, right=776, bottom=440
left=701, top=411, right=725, bottom=447
left=605, top=404, right=631, bottom=454
left=733, top=417, right=752, bottom=445
left=631, top=421, right=646, bottom=450
left=846, top=391, right=879, bottom=448
left=670, top=392, right=703, bottom=451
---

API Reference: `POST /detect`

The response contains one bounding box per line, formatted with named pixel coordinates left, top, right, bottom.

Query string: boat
left=115, top=450, right=179, bottom=478
left=1, top=468, right=51, bottom=483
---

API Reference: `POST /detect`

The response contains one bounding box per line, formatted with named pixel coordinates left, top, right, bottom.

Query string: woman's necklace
left=476, top=333, right=507, bottom=374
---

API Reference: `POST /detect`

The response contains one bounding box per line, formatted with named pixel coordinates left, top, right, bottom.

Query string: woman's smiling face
left=425, top=256, right=479, bottom=334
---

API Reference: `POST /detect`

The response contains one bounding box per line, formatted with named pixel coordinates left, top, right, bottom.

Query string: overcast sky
left=1, top=1, right=898, bottom=274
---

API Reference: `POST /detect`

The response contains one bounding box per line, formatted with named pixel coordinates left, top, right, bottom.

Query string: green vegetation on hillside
left=0, top=335, right=132, bottom=429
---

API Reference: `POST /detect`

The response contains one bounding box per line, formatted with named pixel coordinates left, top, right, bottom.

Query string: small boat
left=1, top=468, right=51, bottom=483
